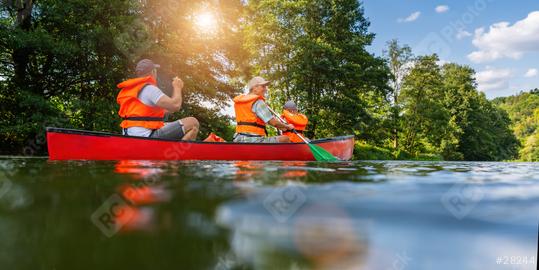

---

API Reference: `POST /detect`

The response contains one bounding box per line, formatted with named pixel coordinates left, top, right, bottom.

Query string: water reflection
left=233, top=161, right=265, bottom=181
left=293, top=203, right=367, bottom=269
left=112, top=160, right=172, bottom=233
left=0, top=159, right=537, bottom=270
left=218, top=200, right=370, bottom=269
left=215, top=161, right=538, bottom=270
left=114, top=160, right=165, bottom=179
left=0, top=160, right=33, bottom=211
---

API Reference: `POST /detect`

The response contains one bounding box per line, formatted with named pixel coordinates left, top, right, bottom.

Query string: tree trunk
left=306, top=77, right=317, bottom=138
left=12, top=0, right=34, bottom=87
left=393, top=127, right=398, bottom=149
left=392, top=85, right=400, bottom=149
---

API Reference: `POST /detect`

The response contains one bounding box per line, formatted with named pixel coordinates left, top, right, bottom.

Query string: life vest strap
left=237, top=133, right=264, bottom=137
left=237, top=121, right=266, bottom=129
left=237, top=121, right=267, bottom=136
left=122, top=116, right=165, bottom=121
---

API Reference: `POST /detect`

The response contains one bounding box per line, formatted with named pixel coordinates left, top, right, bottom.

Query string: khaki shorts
left=233, top=133, right=280, bottom=143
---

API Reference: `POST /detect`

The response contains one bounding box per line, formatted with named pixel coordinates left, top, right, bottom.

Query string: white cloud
left=435, top=5, right=450, bottom=13
left=525, top=68, right=538, bottom=78
left=456, top=29, right=472, bottom=40
left=437, top=59, right=451, bottom=66
left=475, top=68, right=513, bottom=92
left=468, top=11, right=539, bottom=63
left=398, top=11, right=421, bottom=23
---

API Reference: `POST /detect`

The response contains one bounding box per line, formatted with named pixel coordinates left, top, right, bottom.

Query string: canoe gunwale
left=45, top=127, right=354, bottom=145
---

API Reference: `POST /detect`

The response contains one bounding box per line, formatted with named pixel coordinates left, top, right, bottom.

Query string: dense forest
left=494, top=89, right=539, bottom=161
left=0, top=0, right=533, bottom=161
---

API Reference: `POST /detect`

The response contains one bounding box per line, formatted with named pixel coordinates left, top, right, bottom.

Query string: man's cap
left=284, top=100, right=298, bottom=111
left=136, top=59, right=160, bottom=76
left=247, top=76, right=270, bottom=90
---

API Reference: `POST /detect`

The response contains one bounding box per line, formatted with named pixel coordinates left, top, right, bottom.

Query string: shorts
left=150, top=121, right=185, bottom=140
left=233, top=133, right=280, bottom=143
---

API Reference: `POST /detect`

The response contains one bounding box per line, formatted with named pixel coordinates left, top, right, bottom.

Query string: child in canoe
left=281, top=101, right=309, bottom=143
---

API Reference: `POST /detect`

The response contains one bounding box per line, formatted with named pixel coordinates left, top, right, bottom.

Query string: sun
left=194, top=12, right=217, bottom=34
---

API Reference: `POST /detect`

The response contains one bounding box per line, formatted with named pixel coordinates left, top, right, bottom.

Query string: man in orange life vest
left=281, top=100, right=308, bottom=143
left=233, top=76, right=294, bottom=143
left=117, top=59, right=199, bottom=140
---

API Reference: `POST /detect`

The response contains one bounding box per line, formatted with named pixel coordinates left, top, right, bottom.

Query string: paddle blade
left=309, top=144, right=340, bottom=161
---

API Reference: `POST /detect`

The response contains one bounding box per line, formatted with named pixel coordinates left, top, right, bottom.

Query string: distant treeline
left=0, top=0, right=526, bottom=161
left=494, top=89, right=539, bottom=161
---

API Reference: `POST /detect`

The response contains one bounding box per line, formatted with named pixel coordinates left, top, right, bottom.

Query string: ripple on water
left=0, top=158, right=537, bottom=270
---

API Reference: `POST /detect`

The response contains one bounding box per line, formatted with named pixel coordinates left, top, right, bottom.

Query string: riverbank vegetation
left=493, top=89, right=539, bottom=161
left=0, top=0, right=532, bottom=161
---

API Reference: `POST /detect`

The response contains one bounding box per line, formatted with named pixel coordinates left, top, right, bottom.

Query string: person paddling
left=281, top=100, right=309, bottom=143
left=117, top=59, right=199, bottom=140
left=233, top=76, right=294, bottom=143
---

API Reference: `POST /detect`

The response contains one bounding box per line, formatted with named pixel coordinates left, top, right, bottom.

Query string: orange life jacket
left=204, top=133, right=226, bottom=142
left=233, top=94, right=267, bottom=136
left=282, top=109, right=308, bottom=143
left=117, top=76, right=165, bottom=130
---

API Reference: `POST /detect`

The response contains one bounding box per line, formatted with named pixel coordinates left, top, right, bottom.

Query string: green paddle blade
left=309, top=144, right=340, bottom=161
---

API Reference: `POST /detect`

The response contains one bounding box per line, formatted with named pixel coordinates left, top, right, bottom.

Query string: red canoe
left=46, top=128, right=355, bottom=161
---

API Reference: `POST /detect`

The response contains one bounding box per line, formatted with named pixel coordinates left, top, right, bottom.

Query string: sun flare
left=194, top=12, right=217, bottom=34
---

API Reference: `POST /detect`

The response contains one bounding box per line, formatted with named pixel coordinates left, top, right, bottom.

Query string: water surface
left=0, top=158, right=537, bottom=270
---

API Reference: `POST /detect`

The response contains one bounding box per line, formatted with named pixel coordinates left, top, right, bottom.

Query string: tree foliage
left=383, top=39, right=413, bottom=149
left=0, top=0, right=528, bottom=161
left=494, top=89, right=539, bottom=161
left=398, top=55, right=518, bottom=160
left=441, top=63, right=518, bottom=160
left=244, top=0, right=391, bottom=142
left=0, top=0, right=246, bottom=154
left=400, top=55, right=450, bottom=155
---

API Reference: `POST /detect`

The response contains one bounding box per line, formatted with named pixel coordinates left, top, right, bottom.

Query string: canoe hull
left=46, top=128, right=354, bottom=161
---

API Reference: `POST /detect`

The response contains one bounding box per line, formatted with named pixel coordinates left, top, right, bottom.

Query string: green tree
left=134, top=0, right=248, bottom=139
left=441, top=63, right=518, bottom=161
left=520, top=108, right=539, bottom=161
left=520, top=132, right=539, bottom=161
left=494, top=89, right=539, bottom=161
left=383, top=39, right=413, bottom=149
left=399, top=59, right=518, bottom=160
left=1, top=0, right=136, bottom=153
left=494, top=89, right=539, bottom=140
left=1, top=0, right=247, bottom=154
left=244, top=0, right=391, bottom=142
left=400, top=54, right=451, bottom=155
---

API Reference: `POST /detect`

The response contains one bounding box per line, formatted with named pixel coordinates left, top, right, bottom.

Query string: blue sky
left=363, top=0, right=539, bottom=98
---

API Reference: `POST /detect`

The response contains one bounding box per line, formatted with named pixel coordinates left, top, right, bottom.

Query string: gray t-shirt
left=125, top=85, right=165, bottom=137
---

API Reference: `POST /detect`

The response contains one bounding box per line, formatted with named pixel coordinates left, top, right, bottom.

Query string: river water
left=0, top=158, right=537, bottom=270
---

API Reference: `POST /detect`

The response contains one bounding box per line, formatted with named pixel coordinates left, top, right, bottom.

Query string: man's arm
left=269, top=118, right=293, bottom=131
left=156, top=77, right=183, bottom=112
left=253, top=101, right=294, bottom=131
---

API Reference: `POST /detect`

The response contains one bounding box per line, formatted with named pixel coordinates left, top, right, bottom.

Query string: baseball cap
left=136, top=59, right=160, bottom=76
left=247, top=76, right=270, bottom=90
left=284, top=100, right=297, bottom=111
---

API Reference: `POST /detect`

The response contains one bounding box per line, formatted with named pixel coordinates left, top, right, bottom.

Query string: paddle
left=266, top=107, right=339, bottom=162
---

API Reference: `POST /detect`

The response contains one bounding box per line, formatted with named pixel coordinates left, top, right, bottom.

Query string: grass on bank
left=353, top=142, right=443, bottom=161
